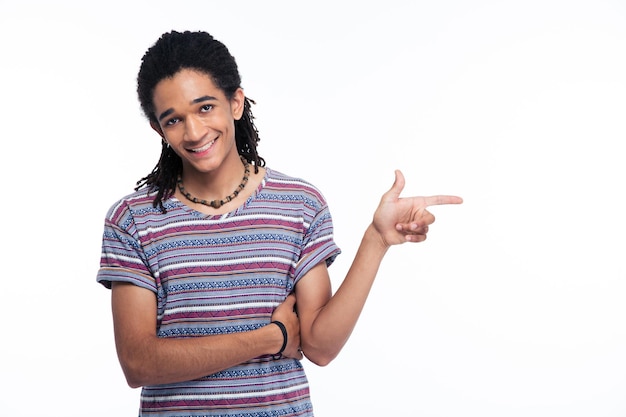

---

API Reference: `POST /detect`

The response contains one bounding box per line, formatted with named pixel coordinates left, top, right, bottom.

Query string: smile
left=190, top=139, right=216, bottom=153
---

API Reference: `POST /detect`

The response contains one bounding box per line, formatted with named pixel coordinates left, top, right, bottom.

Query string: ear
left=150, top=120, right=169, bottom=146
left=230, top=88, right=245, bottom=120
left=150, top=120, right=164, bottom=136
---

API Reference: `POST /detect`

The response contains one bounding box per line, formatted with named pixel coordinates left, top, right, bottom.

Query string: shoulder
left=263, top=168, right=328, bottom=204
left=102, top=187, right=162, bottom=224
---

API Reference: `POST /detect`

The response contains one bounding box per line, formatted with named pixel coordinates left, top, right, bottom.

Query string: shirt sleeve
left=96, top=200, right=156, bottom=293
left=293, top=193, right=341, bottom=284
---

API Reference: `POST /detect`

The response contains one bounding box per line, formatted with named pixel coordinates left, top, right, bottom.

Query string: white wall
left=1, top=1, right=625, bottom=415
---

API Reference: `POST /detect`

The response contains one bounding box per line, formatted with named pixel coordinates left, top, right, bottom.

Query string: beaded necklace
left=176, top=156, right=250, bottom=209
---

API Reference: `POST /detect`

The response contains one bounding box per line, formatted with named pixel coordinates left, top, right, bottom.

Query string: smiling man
left=96, top=30, right=462, bottom=417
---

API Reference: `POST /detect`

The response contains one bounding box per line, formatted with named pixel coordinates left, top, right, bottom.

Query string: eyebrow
left=192, top=95, right=217, bottom=104
left=157, top=95, right=218, bottom=122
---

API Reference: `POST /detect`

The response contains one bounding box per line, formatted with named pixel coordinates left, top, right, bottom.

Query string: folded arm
left=111, top=282, right=301, bottom=387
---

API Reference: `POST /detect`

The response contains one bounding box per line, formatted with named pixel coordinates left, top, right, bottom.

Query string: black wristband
left=271, top=320, right=288, bottom=359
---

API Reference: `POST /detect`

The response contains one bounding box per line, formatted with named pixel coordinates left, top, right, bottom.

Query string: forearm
left=117, top=323, right=283, bottom=387
left=303, top=224, right=388, bottom=364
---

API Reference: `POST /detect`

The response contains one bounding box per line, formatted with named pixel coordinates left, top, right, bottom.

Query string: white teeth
left=191, top=140, right=215, bottom=152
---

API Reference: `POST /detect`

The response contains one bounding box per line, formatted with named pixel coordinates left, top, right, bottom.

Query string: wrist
left=364, top=223, right=391, bottom=252
left=271, top=321, right=288, bottom=359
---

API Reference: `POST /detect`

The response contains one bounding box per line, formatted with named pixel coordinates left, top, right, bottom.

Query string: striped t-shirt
left=97, top=167, right=341, bottom=417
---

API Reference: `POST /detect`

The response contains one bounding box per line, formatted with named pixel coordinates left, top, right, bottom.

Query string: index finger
left=423, top=195, right=464, bottom=207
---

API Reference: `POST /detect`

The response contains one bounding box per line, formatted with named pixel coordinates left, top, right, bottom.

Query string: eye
left=164, top=117, right=180, bottom=127
left=200, top=104, right=213, bottom=112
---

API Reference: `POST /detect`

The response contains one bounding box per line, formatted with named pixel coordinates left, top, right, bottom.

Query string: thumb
left=284, top=293, right=297, bottom=308
left=383, top=170, right=406, bottom=202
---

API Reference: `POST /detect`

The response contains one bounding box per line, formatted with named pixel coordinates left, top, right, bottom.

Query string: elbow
left=126, top=378, right=143, bottom=389
left=309, top=357, right=333, bottom=367
left=300, top=337, right=344, bottom=367
left=115, top=334, right=165, bottom=388
left=118, top=352, right=152, bottom=388
left=303, top=349, right=339, bottom=367
left=121, top=362, right=150, bottom=388
left=124, top=369, right=145, bottom=389
left=120, top=362, right=146, bottom=388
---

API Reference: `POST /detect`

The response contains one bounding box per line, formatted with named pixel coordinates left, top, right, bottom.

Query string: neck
left=177, top=156, right=250, bottom=209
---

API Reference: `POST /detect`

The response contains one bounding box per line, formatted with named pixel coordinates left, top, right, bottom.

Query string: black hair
left=134, top=30, right=264, bottom=212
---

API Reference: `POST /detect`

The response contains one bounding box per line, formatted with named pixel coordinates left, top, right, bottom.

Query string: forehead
left=152, top=69, right=225, bottom=108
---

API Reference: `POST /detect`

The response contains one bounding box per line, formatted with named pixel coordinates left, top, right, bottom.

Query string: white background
left=1, top=1, right=625, bottom=416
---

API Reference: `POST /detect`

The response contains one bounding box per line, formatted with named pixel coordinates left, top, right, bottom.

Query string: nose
left=184, top=115, right=207, bottom=141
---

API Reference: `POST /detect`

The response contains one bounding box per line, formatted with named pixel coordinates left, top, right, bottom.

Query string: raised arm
left=295, top=170, right=462, bottom=365
left=111, top=282, right=302, bottom=387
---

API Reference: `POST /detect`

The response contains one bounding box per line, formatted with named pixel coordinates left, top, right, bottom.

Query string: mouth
left=189, top=139, right=216, bottom=153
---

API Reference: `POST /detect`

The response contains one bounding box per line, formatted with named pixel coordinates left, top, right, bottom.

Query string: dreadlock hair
left=135, top=30, right=265, bottom=212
